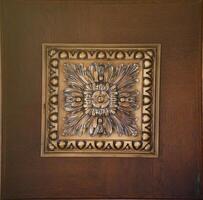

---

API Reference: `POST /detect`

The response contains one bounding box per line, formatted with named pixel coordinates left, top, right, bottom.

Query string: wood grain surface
left=1, top=0, right=202, bottom=199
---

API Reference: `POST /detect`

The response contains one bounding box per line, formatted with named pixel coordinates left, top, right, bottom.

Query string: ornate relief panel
left=41, top=44, right=161, bottom=157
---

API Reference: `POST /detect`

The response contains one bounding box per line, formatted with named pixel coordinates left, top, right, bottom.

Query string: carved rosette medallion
left=41, top=44, right=161, bottom=157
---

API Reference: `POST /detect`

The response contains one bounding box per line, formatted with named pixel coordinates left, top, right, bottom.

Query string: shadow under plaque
left=41, top=44, right=161, bottom=157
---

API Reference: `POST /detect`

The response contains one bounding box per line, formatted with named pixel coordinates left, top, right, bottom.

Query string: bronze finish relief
left=41, top=44, right=161, bottom=157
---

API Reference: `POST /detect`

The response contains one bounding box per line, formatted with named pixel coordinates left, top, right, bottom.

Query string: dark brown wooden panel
left=1, top=0, right=202, bottom=199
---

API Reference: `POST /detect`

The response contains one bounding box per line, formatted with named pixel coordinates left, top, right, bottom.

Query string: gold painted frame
left=41, top=44, right=161, bottom=157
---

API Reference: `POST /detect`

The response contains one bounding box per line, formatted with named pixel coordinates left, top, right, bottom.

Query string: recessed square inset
left=41, top=44, right=161, bottom=157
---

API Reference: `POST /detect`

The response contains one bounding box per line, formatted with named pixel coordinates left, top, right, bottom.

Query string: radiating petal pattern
left=64, top=63, right=140, bottom=137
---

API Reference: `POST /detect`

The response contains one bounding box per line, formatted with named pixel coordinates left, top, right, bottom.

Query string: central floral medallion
left=64, top=62, right=140, bottom=137
left=41, top=44, right=160, bottom=157
left=90, top=90, right=110, bottom=108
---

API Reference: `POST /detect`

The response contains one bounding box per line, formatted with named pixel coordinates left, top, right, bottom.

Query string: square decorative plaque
left=41, top=44, right=161, bottom=157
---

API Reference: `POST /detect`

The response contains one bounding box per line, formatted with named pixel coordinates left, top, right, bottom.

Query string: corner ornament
left=41, top=44, right=161, bottom=157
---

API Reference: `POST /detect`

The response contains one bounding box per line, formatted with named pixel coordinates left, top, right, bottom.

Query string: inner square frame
left=41, top=44, right=161, bottom=157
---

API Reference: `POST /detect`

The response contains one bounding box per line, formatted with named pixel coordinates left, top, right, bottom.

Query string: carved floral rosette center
left=63, top=63, right=139, bottom=137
